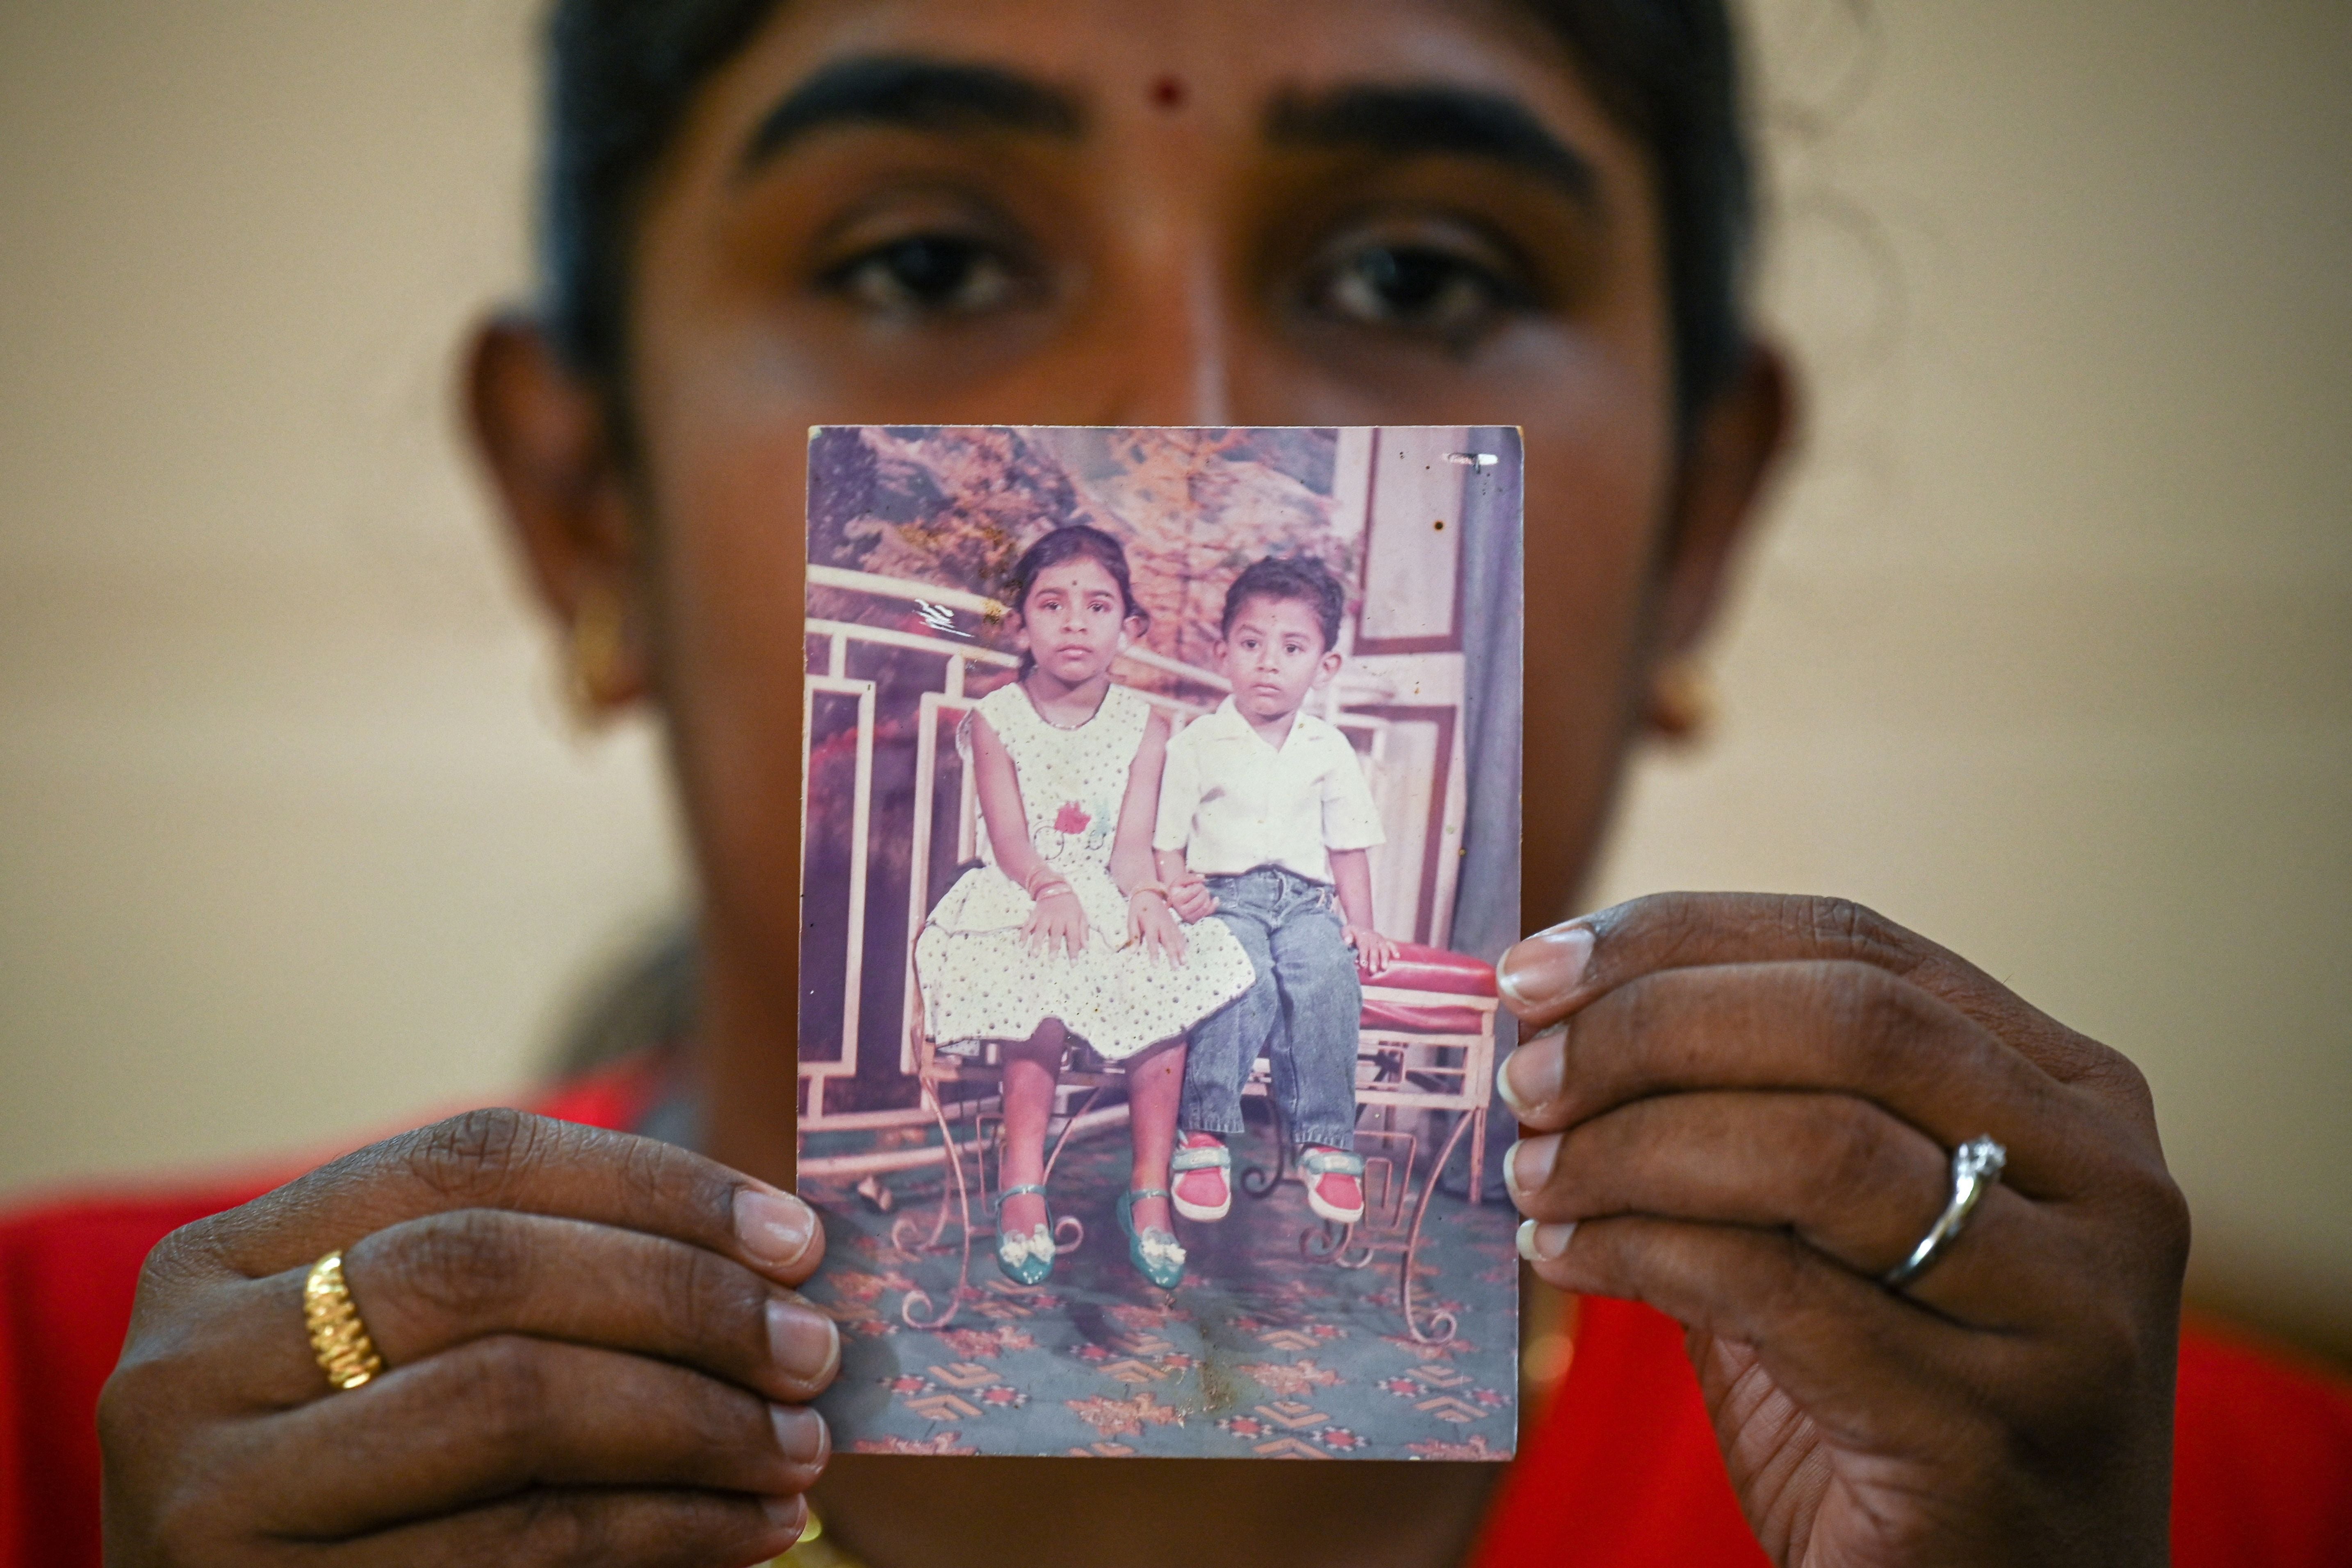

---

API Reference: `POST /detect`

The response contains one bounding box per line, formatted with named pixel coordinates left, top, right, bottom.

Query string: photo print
left=797, top=425, right=1523, bottom=1460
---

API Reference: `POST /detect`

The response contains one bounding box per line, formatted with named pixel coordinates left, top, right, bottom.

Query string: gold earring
left=1645, top=658, right=1716, bottom=741
left=565, top=586, right=634, bottom=723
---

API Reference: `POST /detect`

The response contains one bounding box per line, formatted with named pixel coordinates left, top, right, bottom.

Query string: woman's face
left=481, top=0, right=1785, bottom=1077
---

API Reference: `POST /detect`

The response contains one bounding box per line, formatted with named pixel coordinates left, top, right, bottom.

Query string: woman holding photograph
left=8, top=0, right=2350, bottom=1566
left=912, top=524, right=1255, bottom=1292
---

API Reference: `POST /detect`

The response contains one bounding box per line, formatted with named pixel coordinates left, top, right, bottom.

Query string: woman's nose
left=1088, top=238, right=1238, bottom=427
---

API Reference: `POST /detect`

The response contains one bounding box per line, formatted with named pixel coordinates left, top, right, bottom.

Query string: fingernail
left=1495, top=1052, right=1534, bottom=1118
left=1503, top=1136, right=1559, bottom=1203
left=1496, top=1028, right=1566, bottom=1121
left=1498, top=924, right=1595, bottom=1014
left=768, top=1297, right=842, bottom=1386
left=736, top=1185, right=818, bottom=1272
left=771, top=1404, right=830, bottom=1466
left=1516, top=1219, right=1577, bottom=1263
left=761, top=1492, right=809, bottom=1544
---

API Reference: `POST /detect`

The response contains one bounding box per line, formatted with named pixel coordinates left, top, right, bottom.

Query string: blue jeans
left=1180, top=866, right=1361, bottom=1151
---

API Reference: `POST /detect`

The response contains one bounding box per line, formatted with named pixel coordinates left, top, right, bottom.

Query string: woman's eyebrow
left=1265, top=83, right=1599, bottom=208
left=740, top=54, right=1084, bottom=173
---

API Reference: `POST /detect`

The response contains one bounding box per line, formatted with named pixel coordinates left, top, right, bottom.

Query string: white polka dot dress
left=915, top=682, right=1257, bottom=1062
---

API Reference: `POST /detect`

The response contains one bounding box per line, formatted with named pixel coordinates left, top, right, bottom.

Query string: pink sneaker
left=1300, top=1146, right=1367, bottom=1225
left=1171, top=1133, right=1231, bottom=1221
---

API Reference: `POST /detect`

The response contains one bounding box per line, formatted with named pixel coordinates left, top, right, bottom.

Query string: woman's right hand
left=1025, top=887, right=1089, bottom=959
left=100, top=1109, right=837, bottom=1567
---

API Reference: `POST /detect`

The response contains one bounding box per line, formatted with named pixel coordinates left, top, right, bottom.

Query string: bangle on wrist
left=1130, top=882, right=1169, bottom=902
left=1031, top=880, right=1074, bottom=902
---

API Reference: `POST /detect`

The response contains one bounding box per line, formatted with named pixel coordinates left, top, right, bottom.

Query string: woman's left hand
left=1128, top=891, right=1187, bottom=964
left=1497, top=893, right=2189, bottom=1568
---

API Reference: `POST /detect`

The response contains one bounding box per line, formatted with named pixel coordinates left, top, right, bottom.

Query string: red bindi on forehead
left=1149, top=74, right=1187, bottom=110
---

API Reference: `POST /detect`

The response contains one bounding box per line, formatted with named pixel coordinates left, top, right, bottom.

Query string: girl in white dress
left=915, top=526, right=1256, bottom=1290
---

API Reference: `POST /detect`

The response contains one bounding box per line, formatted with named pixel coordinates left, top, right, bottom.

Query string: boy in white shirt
left=1153, top=556, right=1399, bottom=1226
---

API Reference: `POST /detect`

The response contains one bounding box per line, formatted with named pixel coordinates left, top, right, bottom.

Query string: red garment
left=6, top=1070, right=2349, bottom=1567
left=1471, top=1298, right=2352, bottom=1566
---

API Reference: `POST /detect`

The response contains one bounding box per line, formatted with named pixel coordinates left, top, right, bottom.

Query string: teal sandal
left=993, top=1183, right=1055, bottom=1286
left=1116, top=1187, right=1187, bottom=1290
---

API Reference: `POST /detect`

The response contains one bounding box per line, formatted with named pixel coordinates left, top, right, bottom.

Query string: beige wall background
left=2, top=3, right=2345, bottom=1362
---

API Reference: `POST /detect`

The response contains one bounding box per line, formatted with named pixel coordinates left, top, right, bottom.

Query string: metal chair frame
left=894, top=957, right=1497, bottom=1342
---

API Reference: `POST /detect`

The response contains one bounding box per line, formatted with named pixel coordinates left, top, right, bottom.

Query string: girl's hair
left=538, top=0, right=1753, bottom=437
left=1002, top=525, right=1147, bottom=676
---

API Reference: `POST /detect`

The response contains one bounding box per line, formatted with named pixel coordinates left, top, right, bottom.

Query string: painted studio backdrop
left=798, top=425, right=1523, bottom=1460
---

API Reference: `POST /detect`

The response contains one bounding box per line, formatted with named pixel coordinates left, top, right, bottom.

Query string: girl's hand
left=1165, top=871, right=1217, bottom=923
left=1128, top=891, right=1188, bottom=964
left=1497, top=893, right=2188, bottom=1568
left=1343, top=925, right=1399, bottom=975
left=1024, top=887, right=1089, bottom=960
left=100, top=1111, right=836, bottom=1567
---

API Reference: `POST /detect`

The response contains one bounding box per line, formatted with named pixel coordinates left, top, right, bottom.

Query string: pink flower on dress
left=1054, top=801, right=1091, bottom=834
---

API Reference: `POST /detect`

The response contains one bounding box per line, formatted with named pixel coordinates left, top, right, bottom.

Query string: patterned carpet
left=798, top=1114, right=1519, bottom=1461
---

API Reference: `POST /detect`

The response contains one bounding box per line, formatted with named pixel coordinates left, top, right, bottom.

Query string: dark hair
left=540, top=0, right=1751, bottom=427
left=1222, top=556, right=1346, bottom=653
left=541, top=0, right=791, bottom=387
left=1003, top=525, right=1146, bottom=675
left=1530, top=1, right=1753, bottom=428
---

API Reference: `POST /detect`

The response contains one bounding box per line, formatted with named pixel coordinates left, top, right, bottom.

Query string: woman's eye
left=827, top=235, right=1018, bottom=316
left=1311, top=243, right=1522, bottom=341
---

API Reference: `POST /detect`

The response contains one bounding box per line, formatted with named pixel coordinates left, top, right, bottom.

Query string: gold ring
left=303, top=1250, right=386, bottom=1390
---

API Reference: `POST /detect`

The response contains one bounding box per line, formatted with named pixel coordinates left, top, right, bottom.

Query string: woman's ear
left=1647, top=344, right=1799, bottom=675
left=465, top=312, right=649, bottom=717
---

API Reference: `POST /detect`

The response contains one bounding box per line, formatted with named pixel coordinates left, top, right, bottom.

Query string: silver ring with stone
left=1884, top=1135, right=2006, bottom=1290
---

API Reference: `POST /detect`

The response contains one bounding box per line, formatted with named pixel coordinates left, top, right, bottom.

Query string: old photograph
left=797, top=425, right=1522, bottom=1460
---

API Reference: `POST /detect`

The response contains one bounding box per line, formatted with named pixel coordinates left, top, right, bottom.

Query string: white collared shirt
left=1153, top=697, right=1385, bottom=884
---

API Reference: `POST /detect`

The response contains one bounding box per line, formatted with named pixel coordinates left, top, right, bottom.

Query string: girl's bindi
left=1149, top=75, right=1187, bottom=111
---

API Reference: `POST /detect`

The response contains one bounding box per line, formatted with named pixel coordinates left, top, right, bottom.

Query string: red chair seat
left=1361, top=1000, right=1490, bottom=1035
left=1373, top=943, right=1498, bottom=996
left=1358, top=944, right=1497, bottom=1034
